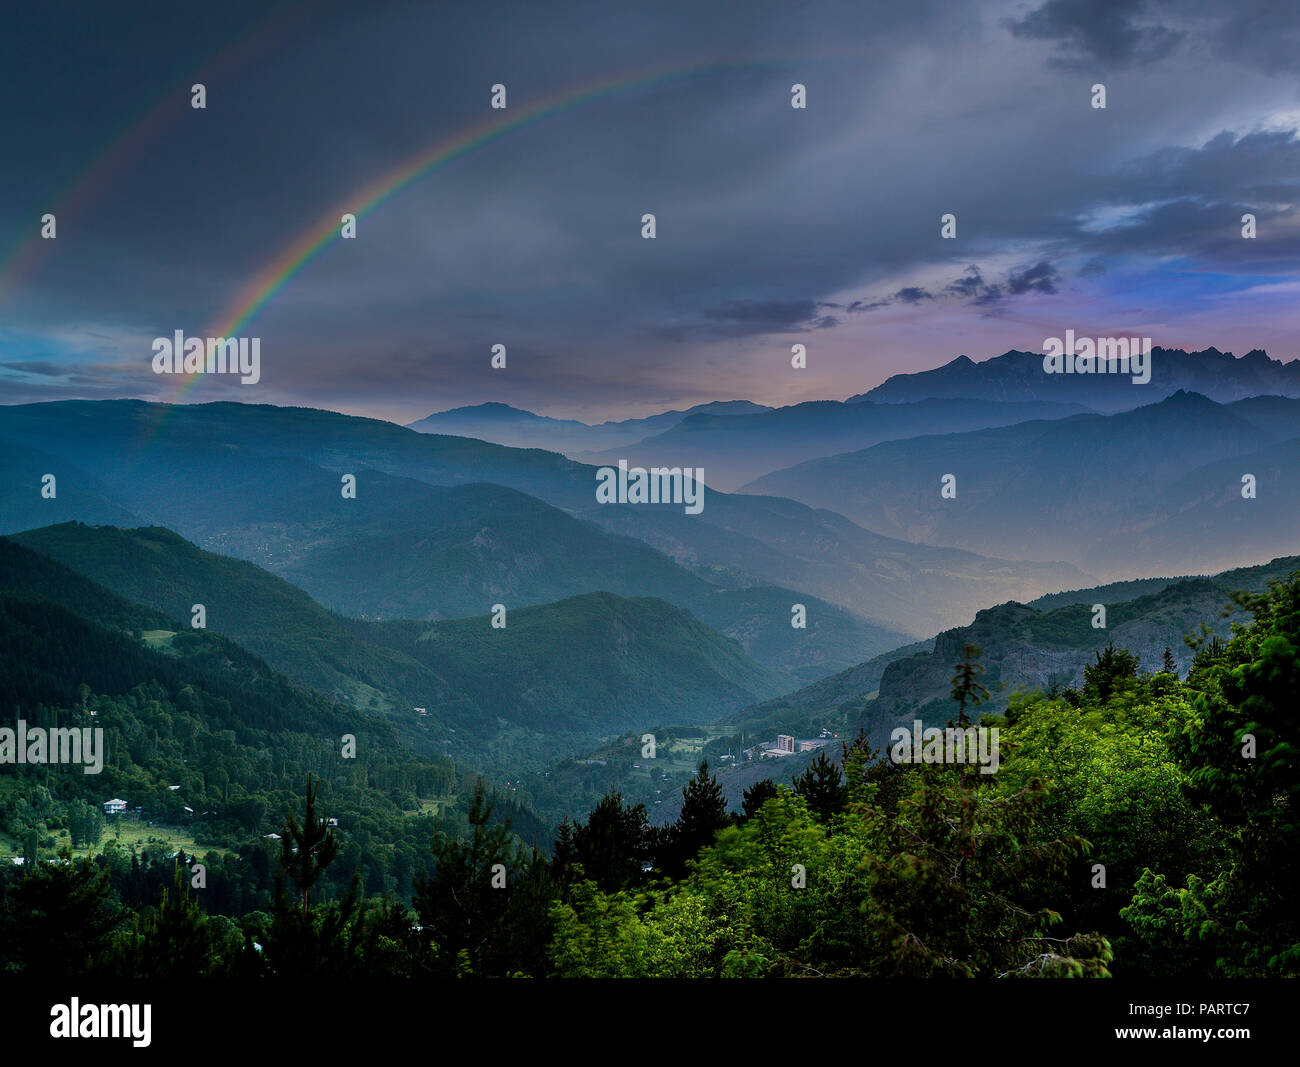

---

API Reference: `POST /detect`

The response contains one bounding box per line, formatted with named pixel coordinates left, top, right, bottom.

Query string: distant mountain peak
left=853, top=346, right=1300, bottom=413
left=410, top=402, right=548, bottom=423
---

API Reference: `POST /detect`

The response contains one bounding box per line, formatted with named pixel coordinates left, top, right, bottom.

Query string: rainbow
left=169, top=52, right=853, bottom=410
left=0, top=1, right=312, bottom=302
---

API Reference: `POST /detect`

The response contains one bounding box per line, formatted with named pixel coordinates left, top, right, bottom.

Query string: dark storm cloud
left=969, top=285, right=1005, bottom=308
left=1007, top=0, right=1183, bottom=68
left=704, top=299, right=825, bottom=329
left=1007, top=261, right=1059, bottom=295
left=892, top=287, right=934, bottom=304
left=944, top=267, right=1001, bottom=308
left=1, top=361, right=65, bottom=377
left=844, top=263, right=1060, bottom=315
left=2, top=0, right=1299, bottom=417
left=1010, top=0, right=1300, bottom=74
left=1048, top=130, right=1300, bottom=270
left=0, top=358, right=160, bottom=402
left=1109, top=129, right=1300, bottom=204
left=1209, top=0, right=1300, bottom=73
left=945, top=267, right=987, bottom=299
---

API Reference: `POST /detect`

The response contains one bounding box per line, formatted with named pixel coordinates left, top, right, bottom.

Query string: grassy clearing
left=0, top=818, right=230, bottom=863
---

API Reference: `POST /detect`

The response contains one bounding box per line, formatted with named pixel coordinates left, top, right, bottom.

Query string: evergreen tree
left=1161, top=645, right=1178, bottom=674
left=1152, top=577, right=1300, bottom=975
left=858, top=772, right=1111, bottom=977
left=951, top=643, right=989, bottom=726
left=413, top=780, right=521, bottom=976
left=951, top=644, right=990, bottom=790
left=741, top=778, right=778, bottom=820
left=662, top=760, right=730, bottom=878
left=278, top=775, right=339, bottom=914
left=555, top=789, right=651, bottom=892
left=791, top=752, right=848, bottom=822
left=1083, top=640, right=1139, bottom=701
left=135, top=863, right=213, bottom=978
left=67, top=800, right=104, bottom=851
left=841, top=731, right=909, bottom=815
left=552, top=817, right=577, bottom=876
left=1, top=850, right=122, bottom=978
left=263, top=777, right=356, bottom=978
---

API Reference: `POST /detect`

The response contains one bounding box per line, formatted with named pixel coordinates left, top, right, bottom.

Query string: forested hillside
left=4, top=570, right=1296, bottom=978
left=8, top=527, right=796, bottom=772
left=0, top=539, right=543, bottom=916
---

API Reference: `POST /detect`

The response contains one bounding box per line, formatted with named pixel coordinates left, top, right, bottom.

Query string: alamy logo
left=889, top=720, right=1000, bottom=774
left=50, top=999, right=151, bottom=1047
left=0, top=720, right=104, bottom=774
left=1042, top=331, right=1151, bottom=384
left=152, top=330, right=260, bottom=384
left=596, top=459, right=704, bottom=514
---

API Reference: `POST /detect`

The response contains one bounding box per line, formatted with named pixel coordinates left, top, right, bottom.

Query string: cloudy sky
left=2, top=0, right=1298, bottom=421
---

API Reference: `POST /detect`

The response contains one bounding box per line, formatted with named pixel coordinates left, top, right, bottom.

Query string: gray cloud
left=945, top=267, right=988, bottom=299
left=1007, top=0, right=1184, bottom=68
left=1007, top=260, right=1060, bottom=295
left=892, top=287, right=934, bottom=304
left=1, top=360, right=65, bottom=377
left=1, top=0, right=1298, bottom=418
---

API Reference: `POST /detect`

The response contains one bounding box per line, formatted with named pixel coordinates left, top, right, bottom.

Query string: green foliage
left=1156, top=575, right=1300, bottom=975
left=0, top=851, right=123, bottom=977
left=4, top=511, right=1299, bottom=979
left=1082, top=640, right=1141, bottom=702
left=550, top=768, right=1112, bottom=978
left=127, top=864, right=220, bottom=979
left=413, top=781, right=555, bottom=976
left=661, top=760, right=731, bottom=879
left=790, top=752, right=848, bottom=822
left=67, top=799, right=105, bottom=850
left=278, top=776, right=340, bottom=913
left=553, top=789, right=651, bottom=892
left=950, top=642, right=989, bottom=724
left=741, top=778, right=778, bottom=820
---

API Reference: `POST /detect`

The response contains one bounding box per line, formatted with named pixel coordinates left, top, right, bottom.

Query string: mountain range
left=0, top=399, right=1090, bottom=644
left=725, top=551, right=1300, bottom=761
left=852, top=347, right=1300, bottom=412
left=6, top=525, right=792, bottom=773
left=407, top=400, right=771, bottom=454
left=573, top=396, right=1092, bottom=490
left=4, top=344, right=1299, bottom=837
left=746, top=390, right=1300, bottom=580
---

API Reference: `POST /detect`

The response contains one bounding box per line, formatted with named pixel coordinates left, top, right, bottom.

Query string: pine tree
left=1, top=850, right=122, bottom=978
left=413, top=780, right=519, bottom=976
left=558, top=789, right=651, bottom=891
left=552, top=817, right=577, bottom=878
left=791, top=752, right=848, bottom=822
left=741, top=778, right=778, bottom=820
left=951, top=643, right=989, bottom=726
left=1083, top=640, right=1139, bottom=701
left=858, top=774, right=1110, bottom=977
left=137, top=863, right=212, bottom=978
left=1162, top=645, right=1177, bottom=674
left=663, top=760, right=730, bottom=878
left=951, top=644, right=990, bottom=791
left=279, top=774, right=339, bottom=914
left=262, top=776, right=373, bottom=978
